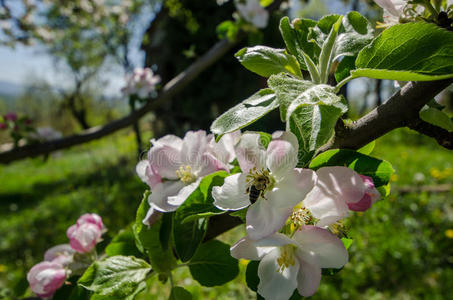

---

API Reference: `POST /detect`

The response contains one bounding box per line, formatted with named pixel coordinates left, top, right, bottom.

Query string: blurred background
left=0, top=0, right=452, bottom=299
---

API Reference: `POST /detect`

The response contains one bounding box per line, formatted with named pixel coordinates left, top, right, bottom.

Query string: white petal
left=293, top=226, right=348, bottom=269
left=295, top=250, right=322, bottom=297
left=136, top=160, right=149, bottom=183
left=148, top=145, right=181, bottom=180
left=167, top=177, right=202, bottom=207
left=151, top=134, right=183, bottom=150
left=266, top=131, right=298, bottom=179
left=257, top=248, right=299, bottom=300
left=213, top=173, right=250, bottom=210
left=197, top=153, right=226, bottom=176
left=246, top=199, right=292, bottom=240
left=142, top=206, right=162, bottom=227
left=180, top=130, right=207, bottom=166
left=230, top=233, right=296, bottom=260
left=148, top=181, right=184, bottom=212
left=268, top=168, right=316, bottom=209
left=235, top=132, right=266, bottom=174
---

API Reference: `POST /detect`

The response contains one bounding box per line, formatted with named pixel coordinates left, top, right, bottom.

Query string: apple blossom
left=213, top=131, right=316, bottom=240
left=27, top=261, right=67, bottom=298
left=231, top=226, right=348, bottom=299
left=0, top=122, right=6, bottom=129
left=137, top=130, right=237, bottom=225
left=44, top=244, right=75, bottom=266
left=3, top=112, right=17, bottom=122
left=235, top=0, right=269, bottom=29
left=66, top=213, right=105, bottom=253
left=303, top=167, right=380, bottom=228
left=122, top=68, right=161, bottom=99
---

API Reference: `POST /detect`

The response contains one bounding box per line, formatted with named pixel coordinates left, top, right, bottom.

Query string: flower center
left=176, top=165, right=197, bottom=184
left=328, top=221, right=346, bottom=237
left=276, top=245, right=297, bottom=273
left=245, top=168, right=275, bottom=203
left=289, top=204, right=315, bottom=231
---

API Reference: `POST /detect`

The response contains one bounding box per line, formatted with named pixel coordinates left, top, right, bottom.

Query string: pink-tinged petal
left=246, top=199, right=292, bottom=240
left=293, top=226, right=348, bottom=269
left=374, top=0, right=404, bottom=16
left=151, top=134, right=183, bottom=150
left=167, top=177, right=202, bottom=207
left=148, top=144, right=181, bottom=180
left=359, top=175, right=381, bottom=204
left=180, top=130, right=208, bottom=166
left=268, top=168, right=316, bottom=209
left=207, top=131, right=240, bottom=165
left=44, top=244, right=74, bottom=266
left=235, top=132, right=266, bottom=174
left=347, top=194, right=372, bottom=211
left=67, top=223, right=102, bottom=253
left=76, top=213, right=103, bottom=230
left=136, top=160, right=149, bottom=183
left=230, top=233, right=295, bottom=260
left=257, top=248, right=299, bottom=300
left=304, top=166, right=366, bottom=226
left=148, top=181, right=185, bottom=212
left=266, top=131, right=298, bottom=179
left=213, top=173, right=250, bottom=211
left=198, top=152, right=227, bottom=176
left=27, top=261, right=66, bottom=298
left=295, top=250, right=322, bottom=297
left=142, top=206, right=162, bottom=227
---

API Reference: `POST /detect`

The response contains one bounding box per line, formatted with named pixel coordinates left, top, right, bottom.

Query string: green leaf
left=105, top=225, right=142, bottom=258
left=235, top=46, right=302, bottom=78
left=419, top=106, right=453, bottom=132
left=259, top=0, right=273, bottom=7
left=341, top=237, right=353, bottom=250
left=90, top=282, right=147, bottom=300
left=318, top=15, right=343, bottom=83
left=210, top=89, right=279, bottom=136
left=245, top=261, right=260, bottom=292
left=216, top=20, right=239, bottom=41
left=357, top=141, right=375, bottom=155
left=173, top=171, right=229, bottom=262
left=78, top=256, right=151, bottom=298
left=309, top=149, right=395, bottom=187
left=188, top=240, right=239, bottom=287
left=355, top=22, right=453, bottom=80
left=169, top=287, right=192, bottom=300
left=133, top=191, right=176, bottom=273
left=279, top=16, right=320, bottom=69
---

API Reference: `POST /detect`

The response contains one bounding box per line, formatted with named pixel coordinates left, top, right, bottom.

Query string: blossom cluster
left=235, top=0, right=269, bottom=29
left=137, top=130, right=380, bottom=299
left=122, top=68, right=161, bottom=99
left=27, top=213, right=105, bottom=298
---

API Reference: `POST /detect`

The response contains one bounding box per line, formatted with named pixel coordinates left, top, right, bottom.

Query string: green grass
left=0, top=128, right=452, bottom=299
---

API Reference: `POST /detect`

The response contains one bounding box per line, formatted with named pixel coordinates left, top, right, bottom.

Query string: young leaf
left=279, top=16, right=320, bottom=69
left=105, top=225, right=142, bottom=258
left=188, top=240, right=239, bottom=287
left=309, top=149, right=395, bottom=187
left=78, top=256, right=151, bottom=298
left=169, top=287, right=192, bottom=300
left=235, top=46, right=302, bottom=78
left=210, top=89, right=279, bottom=136
left=318, top=16, right=343, bottom=83
left=133, top=192, right=177, bottom=273
left=173, top=171, right=229, bottom=262
left=90, top=282, right=147, bottom=300
left=419, top=106, right=453, bottom=132
left=354, top=22, right=453, bottom=81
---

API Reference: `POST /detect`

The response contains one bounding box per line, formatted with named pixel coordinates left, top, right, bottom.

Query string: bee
left=246, top=174, right=270, bottom=204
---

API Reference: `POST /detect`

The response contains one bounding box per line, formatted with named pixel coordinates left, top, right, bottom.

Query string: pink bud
left=0, top=123, right=6, bottom=130
left=66, top=222, right=103, bottom=253
left=4, top=112, right=17, bottom=122
left=347, top=175, right=380, bottom=212
left=27, top=261, right=67, bottom=298
left=44, top=244, right=74, bottom=267
left=76, top=213, right=104, bottom=230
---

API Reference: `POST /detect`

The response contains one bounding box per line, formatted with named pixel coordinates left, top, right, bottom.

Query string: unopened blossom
left=122, top=68, right=161, bottom=99
left=0, top=122, right=6, bottom=130
left=303, top=167, right=380, bottom=227
left=137, top=130, right=236, bottom=225
left=44, top=244, right=75, bottom=266
left=231, top=226, right=348, bottom=299
left=3, top=112, right=17, bottom=122
left=27, top=261, right=67, bottom=298
left=236, top=0, right=269, bottom=29
left=213, top=131, right=316, bottom=240
left=66, top=213, right=105, bottom=253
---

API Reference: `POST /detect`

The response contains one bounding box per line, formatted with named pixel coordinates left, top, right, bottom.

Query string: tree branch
left=326, top=79, right=453, bottom=151
left=0, top=37, right=239, bottom=164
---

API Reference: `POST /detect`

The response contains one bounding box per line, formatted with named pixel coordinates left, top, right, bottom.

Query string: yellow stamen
left=276, top=245, right=296, bottom=273
left=176, top=165, right=196, bottom=184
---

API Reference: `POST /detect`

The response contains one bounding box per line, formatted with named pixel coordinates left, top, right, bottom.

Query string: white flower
left=137, top=130, right=237, bottom=225
left=235, top=0, right=269, bottom=29
left=231, top=226, right=348, bottom=299
left=303, top=166, right=380, bottom=227
left=213, top=131, right=316, bottom=240
left=122, top=68, right=161, bottom=99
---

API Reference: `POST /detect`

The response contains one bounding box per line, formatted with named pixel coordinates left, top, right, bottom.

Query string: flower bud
left=66, top=213, right=104, bottom=253
left=347, top=175, right=380, bottom=212
left=0, top=122, right=6, bottom=130
left=3, top=112, right=17, bottom=122
left=27, top=261, right=67, bottom=298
